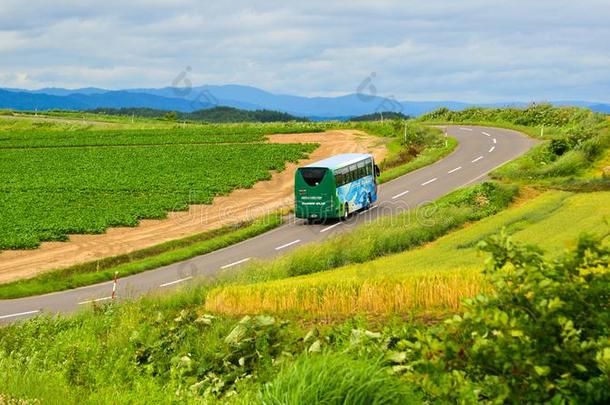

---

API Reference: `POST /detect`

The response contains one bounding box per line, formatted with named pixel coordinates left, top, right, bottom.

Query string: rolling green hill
left=88, top=106, right=308, bottom=123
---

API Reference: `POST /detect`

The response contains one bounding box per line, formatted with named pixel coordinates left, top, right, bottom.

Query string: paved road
left=0, top=125, right=536, bottom=323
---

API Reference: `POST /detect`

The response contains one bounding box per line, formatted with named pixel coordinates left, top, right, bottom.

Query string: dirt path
left=0, top=130, right=387, bottom=283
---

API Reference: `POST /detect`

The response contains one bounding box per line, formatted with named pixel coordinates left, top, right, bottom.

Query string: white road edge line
left=421, top=178, right=438, bottom=186
left=471, top=156, right=484, bottom=163
left=391, top=190, right=410, bottom=199
left=275, top=239, right=301, bottom=251
left=460, top=127, right=473, bottom=131
left=489, top=146, right=495, bottom=153
left=220, top=257, right=251, bottom=269
left=78, top=296, right=112, bottom=305
left=0, top=310, right=40, bottom=320
left=482, top=131, right=491, bottom=137
left=493, top=138, right=497, bottom=144
left=447, top=166, right=462, bottom=174
left=320, top=222, right=341, bottom=233
left=160, top=276, right=193, bottom=288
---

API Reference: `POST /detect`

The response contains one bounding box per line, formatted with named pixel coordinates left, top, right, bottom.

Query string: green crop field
left=0, top=123, right=329, bottom=148
left=0, top=126, right=317, bottom=249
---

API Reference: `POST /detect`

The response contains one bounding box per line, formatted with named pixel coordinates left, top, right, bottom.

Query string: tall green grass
left=258, top=353, right=421, bottom=404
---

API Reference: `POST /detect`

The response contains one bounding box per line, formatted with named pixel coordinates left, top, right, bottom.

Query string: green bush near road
left=394, top=233, right=610, bottom=403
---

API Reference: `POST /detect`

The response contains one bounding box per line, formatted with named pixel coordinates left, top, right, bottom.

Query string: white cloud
left=0, top=0, right=608, bottom=101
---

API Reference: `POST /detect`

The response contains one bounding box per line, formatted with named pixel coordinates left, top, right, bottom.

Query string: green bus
left=294, top=153, right=380, bottom=222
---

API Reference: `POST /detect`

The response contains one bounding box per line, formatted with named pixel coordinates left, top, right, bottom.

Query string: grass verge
left=0, top=212, right=284, bottom=299
left=378, top=136, right=457, bottom=184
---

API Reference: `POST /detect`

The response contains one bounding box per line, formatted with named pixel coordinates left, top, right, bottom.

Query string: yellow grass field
left=205, top=191, right=610, bottom=316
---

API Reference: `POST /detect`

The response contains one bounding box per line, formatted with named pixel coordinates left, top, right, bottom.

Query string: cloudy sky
left=1, top=0, right=609, bottom=102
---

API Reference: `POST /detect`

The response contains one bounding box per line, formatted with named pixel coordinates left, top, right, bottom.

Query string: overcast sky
left=1, top=0, right=609, bottom=102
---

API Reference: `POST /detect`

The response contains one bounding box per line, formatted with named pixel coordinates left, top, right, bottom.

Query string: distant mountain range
left=1, top=85, right=609, bottom=119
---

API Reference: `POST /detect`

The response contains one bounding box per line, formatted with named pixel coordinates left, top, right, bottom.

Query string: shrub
left=420, top=104, right=606, bottom=129
left=393, top=232, right=610, bottom=403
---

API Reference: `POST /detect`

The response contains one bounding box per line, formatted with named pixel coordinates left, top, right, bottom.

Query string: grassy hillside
left=206, top=190, right=609, bottom=316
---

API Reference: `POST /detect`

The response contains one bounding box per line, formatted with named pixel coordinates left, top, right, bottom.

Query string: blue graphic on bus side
left=336, top=175, right=377, bottom=210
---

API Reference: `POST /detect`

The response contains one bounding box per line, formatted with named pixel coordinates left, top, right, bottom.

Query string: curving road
left=0, top=125, right=536, bottom=323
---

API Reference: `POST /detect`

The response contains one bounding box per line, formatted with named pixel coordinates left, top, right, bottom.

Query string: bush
left=549, top=137, right=574, bottom=156
left=393, top=232, right=610, bottom=403
left=259, top=353, right=421, bottom=404
left=420, top=104, right=606, bottom=129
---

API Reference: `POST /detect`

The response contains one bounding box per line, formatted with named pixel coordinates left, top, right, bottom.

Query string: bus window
left=349, top=164, right=358, bottom=181
left=335, top=172, right=342, bottom=186
left=300, top=168, right=327, bottom=186
left=357, top=162, right=366, bottom=178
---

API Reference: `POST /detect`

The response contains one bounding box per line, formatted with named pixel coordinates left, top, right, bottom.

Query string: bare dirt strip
left=0, top=130, right=387, bottom=283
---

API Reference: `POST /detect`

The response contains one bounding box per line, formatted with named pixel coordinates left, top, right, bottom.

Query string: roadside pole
left=112, top=271, right=118, bottom=300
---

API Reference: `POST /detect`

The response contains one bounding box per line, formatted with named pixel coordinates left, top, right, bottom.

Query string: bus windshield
left=299, top=168, right=327, bottom=186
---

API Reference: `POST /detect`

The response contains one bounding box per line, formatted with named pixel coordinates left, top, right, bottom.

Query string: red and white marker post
left=111, top=271, right=118, bottom=300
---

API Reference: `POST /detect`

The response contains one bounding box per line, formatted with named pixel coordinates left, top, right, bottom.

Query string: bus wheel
left=342, top=204, right=349, bottom=221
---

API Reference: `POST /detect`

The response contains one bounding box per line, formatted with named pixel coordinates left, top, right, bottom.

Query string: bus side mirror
left=374, top=165, right=380, bottom=177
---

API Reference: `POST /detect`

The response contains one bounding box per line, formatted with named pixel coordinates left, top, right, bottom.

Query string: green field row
left=0, top=123, right=327, bottom=148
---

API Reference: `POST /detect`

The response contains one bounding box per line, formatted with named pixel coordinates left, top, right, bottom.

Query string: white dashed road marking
left=160, top=276, right=193, bottom=288
left=78, top=296, right=112, bottom=305
left=275, top=239, right=301, bottom=251
left=421, top=178, right=438, bottom=186
left=320, top=222, right=341, bottom=233
left=471, top=156, right=484, bottom=163
left=448, top=166, right=462, bottom=174
left=0, top=310, right=40, bottom=320
left=460, top=127, right=473, bottom=131
left=493, top=138, right=497, bottom=144
left=391, top=190, right=410, bottom=199
left=220, top=257, right=251, bottom=269
left=482, top=131, right=491, bottom=137
left=489, top=146, right=495, bottom=153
